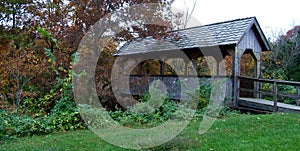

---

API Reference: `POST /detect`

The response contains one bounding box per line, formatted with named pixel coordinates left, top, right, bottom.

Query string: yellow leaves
left=275, top=61, right=281, bottom=65
left=58, top=67, right=68, bottom=74
left=240, top=53, right=256, bottom=77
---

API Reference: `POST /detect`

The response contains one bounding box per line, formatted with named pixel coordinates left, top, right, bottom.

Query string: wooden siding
left=237, top=26, right=263, bottom=53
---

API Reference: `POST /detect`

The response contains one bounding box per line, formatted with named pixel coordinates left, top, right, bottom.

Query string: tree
left=0, top=0, right=32, bottom=29
left=74, top=1, right=184, bottom=110
left=262, top=26, right=300, bottom=80
left=0, top=0, right=185, bottom=112
left=0, top=29, right=51, bottom=110
left=285, top=26, right=300, bottom=81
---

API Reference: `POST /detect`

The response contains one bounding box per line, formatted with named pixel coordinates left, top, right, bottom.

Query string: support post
left=160, top=60, right=165, bottom=76
left=255, top=53, right=262, bottom=99
left=159, top=58, right=166, bottom=84
left=233, top=47, right=241, bottom=107
left=273, top=81, right=278, bottom=112
left=184, top=60, right=189, bottom=76
left=235, top=76, right=240, bottom=106
left=232, top=55, right=236, bottom=106
left=297, top=86, right=300, bottom=106
left=192, top=59, right=197, bottom=74
left=138, top=63, right=142, bottom=75
left=216, top=61, right=220, bottom=76
left=258, top=81, right=262, bottom=99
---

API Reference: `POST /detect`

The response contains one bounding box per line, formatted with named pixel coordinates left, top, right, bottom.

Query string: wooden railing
left=127, top=75, right=233, bottom=100
left=237, top=76, right=300, bottom=112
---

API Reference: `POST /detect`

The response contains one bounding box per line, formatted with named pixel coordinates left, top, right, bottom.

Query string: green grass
left=1, top=113, right=300, bottom=151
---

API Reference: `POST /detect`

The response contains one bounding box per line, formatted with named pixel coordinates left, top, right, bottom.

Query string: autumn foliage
left=0, top=0, right=179, bottom=112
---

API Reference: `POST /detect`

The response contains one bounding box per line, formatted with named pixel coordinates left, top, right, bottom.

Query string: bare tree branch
left=182, top=0, right=197, bottom=29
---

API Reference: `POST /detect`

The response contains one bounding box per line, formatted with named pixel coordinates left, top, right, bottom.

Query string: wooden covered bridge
left=114, top=17, right=300, bottom=113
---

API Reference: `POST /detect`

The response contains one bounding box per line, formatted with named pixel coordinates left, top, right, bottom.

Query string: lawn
left=1, top=113, right=300, bottom=151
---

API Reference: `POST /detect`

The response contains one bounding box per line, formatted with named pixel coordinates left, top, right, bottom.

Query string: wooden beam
left=233, top=48, right=237, bottom=106
left=238, top=76, right=300, bottom=86
left=257, top=53, right=262, bottom=99
left=239, top=97, right=300, bottom=113
left=192, top=59, right=197, bottom=73
left=138, top=61, right=143, bottom=75
left=216, top=61, right=220, bottom=76
left=232, top=53, right=236, bottom=105
left=160, top=60, right=165, bottom=76
left=233, top=47, right=242, bottom=107
left=184, top=59, right=190, bottom=76
left=273, top=81, right=278, bottom=112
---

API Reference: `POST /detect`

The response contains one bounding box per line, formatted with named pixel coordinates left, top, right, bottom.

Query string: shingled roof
left=115, top=17, right=270, bottom=56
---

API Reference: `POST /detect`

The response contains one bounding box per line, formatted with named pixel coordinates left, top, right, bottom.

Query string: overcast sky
left=172, top=0, right=300, bottom=39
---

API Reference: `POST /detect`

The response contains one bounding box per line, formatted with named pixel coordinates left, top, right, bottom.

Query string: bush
left=0, top=55, right=86, bottom=140
left=108, top=83, right=213, bottom=128
left=109, top=99, right=179, bottom=128
left=0, top=99, right=86, bottom=140
left=48, top=98, right=85, bottom=131
left=0, top=110, right=50, bottom=139
left=0, top=77, right=223, bottom=139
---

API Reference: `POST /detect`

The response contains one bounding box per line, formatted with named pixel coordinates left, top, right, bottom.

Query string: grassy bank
left=1, top=113, right=300, bottom=151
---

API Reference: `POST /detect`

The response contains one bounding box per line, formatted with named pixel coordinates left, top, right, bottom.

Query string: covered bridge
left=114, top=17, right=271, bottom=107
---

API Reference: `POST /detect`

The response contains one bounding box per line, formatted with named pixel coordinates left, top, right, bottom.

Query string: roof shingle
left=115, top=17, right=260, bottom=56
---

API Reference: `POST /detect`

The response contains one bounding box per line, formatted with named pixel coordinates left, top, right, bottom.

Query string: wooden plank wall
left=237, top=27, right=262, bottom=53
left=128, top=76, right=233, bottom=100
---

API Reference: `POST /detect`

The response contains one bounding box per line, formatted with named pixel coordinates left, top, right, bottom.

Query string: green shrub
left=106, top=82, right=213, bottom=128
left=109, top=99, right=179, bottom=128
left=0, top=110, right=50, bottom=139
left=48, top=98, right=86, bottom=131
left=0, top=75, right=223, bottom=140
left=0, top=98, right=86, bottom=140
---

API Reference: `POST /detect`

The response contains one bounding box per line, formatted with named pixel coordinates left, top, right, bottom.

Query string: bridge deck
left=239, top=97, right=300, bottom=114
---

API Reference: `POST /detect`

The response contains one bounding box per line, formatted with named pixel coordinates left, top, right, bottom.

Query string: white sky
left=172, top=0, right=300, bottom=39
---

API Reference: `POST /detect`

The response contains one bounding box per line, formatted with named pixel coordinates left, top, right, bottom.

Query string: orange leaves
left=240, top=53, right=256, bottom=77
left=224, top=55, right=232, bottom=76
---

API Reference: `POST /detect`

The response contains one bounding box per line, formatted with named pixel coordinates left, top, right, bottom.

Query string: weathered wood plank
left=238, top=76, right=300, bottom=86
left=273, top=82, right=278, bottom=112
left=128, top=76, right=233, bottom=100
left=239, top=97, right=300, bottom=113
left=239, top=88, right=300, bottom=100
left=237, top=27, right=263, bottom=53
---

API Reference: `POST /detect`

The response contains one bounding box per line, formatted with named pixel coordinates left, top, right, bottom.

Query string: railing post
left=234, top=76, right=240, bottom=107
left=273, top=81, right=278, bottom=112
left=296, top=86, right=299, bottom=106
left=258, top=80, right=262, bottom=99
